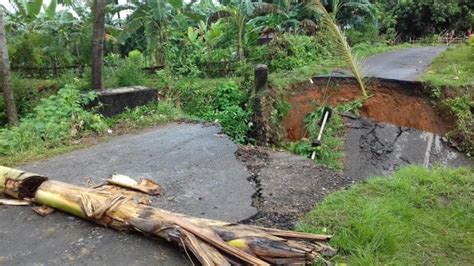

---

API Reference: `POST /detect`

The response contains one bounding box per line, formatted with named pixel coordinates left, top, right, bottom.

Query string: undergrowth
left=0, top=85, right=187, bottom=166
left=0, top=85, right=107, bottom=160
left=107, top=100, right=190, bottom=130
left=298, top=166, right=474, bottom=265
left=286, top=100, right=362, bottom=170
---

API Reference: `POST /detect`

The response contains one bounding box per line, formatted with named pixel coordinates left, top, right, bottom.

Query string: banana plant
left=187, top=20, right=225, bottom=62
left=117, top=0, right=184, bottom=67
left=8, top=0, right=75, bottom=23
left=318, top=0, right=375, bottom=27
left=4, top=0, right=90, bottom=71
left=215, top=0, right=279, bottom=61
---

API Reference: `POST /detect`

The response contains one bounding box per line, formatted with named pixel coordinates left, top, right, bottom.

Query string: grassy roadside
left=352, top=42, right=421, bottom=58
left=298, top=166, right=474, bottom=265
left=420, top=45, right=474, bottom=88
left=420, top=45, right=473, bottom=154
left=0, top=100, right=191, bottom=167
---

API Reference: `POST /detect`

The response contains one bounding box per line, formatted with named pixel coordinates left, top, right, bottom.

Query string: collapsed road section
left=343, top=114, right=473, bottom=180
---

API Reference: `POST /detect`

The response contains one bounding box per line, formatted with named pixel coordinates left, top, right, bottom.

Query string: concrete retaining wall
left=87, top=86, right=160, bottom=117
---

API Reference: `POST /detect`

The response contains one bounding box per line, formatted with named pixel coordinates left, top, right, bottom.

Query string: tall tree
left=0, top=9, right=19, bottom=125
left=91, top=0, right=106, bottom=90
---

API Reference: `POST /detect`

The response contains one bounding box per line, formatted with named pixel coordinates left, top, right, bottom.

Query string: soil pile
left=236, top=146, right=354, bottom=229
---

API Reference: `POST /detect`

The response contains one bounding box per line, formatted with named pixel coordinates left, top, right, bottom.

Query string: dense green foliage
left=6, top=0, right=470, bottom=78
left=376, top=0, right=473, bottom=40
left=1, top=0, right=473, bottom=162
left=396, top=1, right=473, bottom=39
left=0, top=84, right=187, bottom=165
left=298, top=166, right=474, bottom=265
left=167, top=79, right=251, bottom=143
left=0, top=85, right=107, bottom=156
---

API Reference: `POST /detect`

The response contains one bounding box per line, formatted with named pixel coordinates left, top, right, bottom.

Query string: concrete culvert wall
left=283, top=77, right=454, bottom=141
left=86, top=86, right=160, bottom=117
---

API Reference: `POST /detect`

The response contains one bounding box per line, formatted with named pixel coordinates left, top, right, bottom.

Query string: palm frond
left=313, top=0, right=367, bottom=97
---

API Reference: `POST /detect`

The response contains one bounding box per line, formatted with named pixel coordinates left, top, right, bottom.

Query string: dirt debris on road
left=236, top=146, right=354, bottom=229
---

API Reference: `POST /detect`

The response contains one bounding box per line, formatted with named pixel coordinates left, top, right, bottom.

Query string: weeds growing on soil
left=286, top=99, right=363, bottom=170
left=298, top=166, right=474, bottom=265
left=0, top=86, right=107, bottom=158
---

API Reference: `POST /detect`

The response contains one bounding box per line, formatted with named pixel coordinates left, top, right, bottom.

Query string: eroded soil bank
left=283, top=77, right=454, bottom=140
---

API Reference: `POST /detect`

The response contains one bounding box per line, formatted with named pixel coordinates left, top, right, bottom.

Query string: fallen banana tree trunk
left=0, top=166, right=335, bottom=265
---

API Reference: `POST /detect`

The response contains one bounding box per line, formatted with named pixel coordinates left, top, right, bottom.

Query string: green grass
left=420, top=45, right=474, bottom=88
left=298, top=166, right=474, bottom=265
left=106, top=100, right=191, bottom=130
left=269, top=58, right=344, bottom=90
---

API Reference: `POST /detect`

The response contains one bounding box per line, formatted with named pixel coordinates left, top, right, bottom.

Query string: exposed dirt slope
left=283, top=78, right=453, bottom=140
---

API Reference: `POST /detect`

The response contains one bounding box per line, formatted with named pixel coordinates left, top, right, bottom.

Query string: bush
left=112, top=50, right=146, bottom=87
left=266, top=34, right=332, bottom=71
left=0, top=85, right=107, bottom=156
left=346, top=26, right=380, bottom=45
left=444, top=95, right=474, bottom=155
left=0, top=73, right=82, bottom=125
left=108, top=100, right=187, bottom=129
left=468, top=35, right=474, bottom=47
left=201, top=81, right=251, bottom=143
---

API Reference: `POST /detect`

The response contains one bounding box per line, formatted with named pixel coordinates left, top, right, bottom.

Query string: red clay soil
left=283, top=81, right=454, bottom=141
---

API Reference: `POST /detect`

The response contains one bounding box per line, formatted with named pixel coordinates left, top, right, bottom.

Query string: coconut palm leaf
left=312, top=0, right=367, bottom=97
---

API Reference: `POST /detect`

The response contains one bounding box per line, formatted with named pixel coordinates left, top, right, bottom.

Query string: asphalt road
left=362, top=46, right=447, bottom=81
left=0, top=123, right=257, bottom=265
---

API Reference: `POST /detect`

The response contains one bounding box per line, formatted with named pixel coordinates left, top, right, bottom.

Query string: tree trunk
left=0, top=166, right=336, bottom=265
left=0, top=10, right=19, bottom=125
left=0, top=166, right=48, bottom=200
left=237, top=15, right=246, bottom=61
left=91, top=0, right=106, bottom=90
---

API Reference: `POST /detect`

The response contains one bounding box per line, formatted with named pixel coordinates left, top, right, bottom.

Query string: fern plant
left=311, top=0, right=368, bottom=97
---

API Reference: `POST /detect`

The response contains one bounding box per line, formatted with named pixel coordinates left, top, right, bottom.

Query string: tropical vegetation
left=0, top=0, right=472, bottom=162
